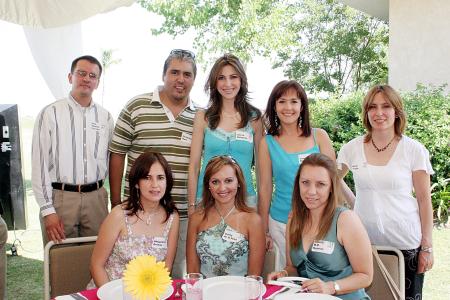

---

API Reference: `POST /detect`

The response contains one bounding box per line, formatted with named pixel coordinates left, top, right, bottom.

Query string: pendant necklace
left=142, top=207, right=159, bottom=226
left=215, top=205, right=235, bottom=223
left=371, top=136, right=396, bottom=152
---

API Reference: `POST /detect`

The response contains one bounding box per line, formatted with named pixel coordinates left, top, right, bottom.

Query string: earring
left=274, top=114, right=279, bottom=128
left=298, top=116, right=303, bottom=128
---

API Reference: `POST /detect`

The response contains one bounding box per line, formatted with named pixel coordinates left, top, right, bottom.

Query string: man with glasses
left=32, top=55, right=114, bottom=245
left=109, top=49, right=197, bottom=278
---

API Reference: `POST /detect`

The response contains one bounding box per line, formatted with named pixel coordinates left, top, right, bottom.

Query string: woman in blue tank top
left=268, top=153, right=373, bottom=300
left=188, top=54, right=263, bottom=214
left=258, top=80, right=336, bottom=268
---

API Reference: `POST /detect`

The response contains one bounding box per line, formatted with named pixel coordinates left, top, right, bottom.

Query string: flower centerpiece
left=123, top=255, right=172, bottom=300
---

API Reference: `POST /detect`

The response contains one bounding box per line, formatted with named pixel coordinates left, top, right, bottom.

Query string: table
left=56, top=279, right=283, bottom=299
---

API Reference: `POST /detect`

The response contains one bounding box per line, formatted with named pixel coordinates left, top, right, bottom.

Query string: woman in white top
left=337, top=85, right=434, bottom=299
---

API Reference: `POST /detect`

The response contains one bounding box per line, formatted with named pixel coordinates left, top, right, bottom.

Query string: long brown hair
left=201, top=156, right=252, bottom=220
left=362, top=84, right=406, bottom=142
left=204, top=54, right=261, bottom=129
left=124, top=151, right=176, bottom=222
left=263, top=80, right=311, bottom=137
left=289, top=153, right=339, bottom=249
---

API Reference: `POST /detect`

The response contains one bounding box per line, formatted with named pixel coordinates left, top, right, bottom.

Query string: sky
left=0, top=3, right=285, bottom=119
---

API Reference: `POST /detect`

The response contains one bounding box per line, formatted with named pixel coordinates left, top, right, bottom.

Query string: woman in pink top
left=90, top=152, right=180, bottom=287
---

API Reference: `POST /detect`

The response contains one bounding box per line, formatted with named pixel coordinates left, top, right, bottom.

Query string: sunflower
left=123, top=255, right=172, bottom=300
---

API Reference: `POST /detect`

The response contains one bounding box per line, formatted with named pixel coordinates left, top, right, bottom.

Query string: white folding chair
left=44, top=236, right=97, bottom=300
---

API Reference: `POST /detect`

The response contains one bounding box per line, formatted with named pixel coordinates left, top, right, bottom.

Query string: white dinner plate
left=200, top=276, right=267, bottom=300
left=97, top=279, right=174, bottom=300
left=275, top=293, right=340, bottom=300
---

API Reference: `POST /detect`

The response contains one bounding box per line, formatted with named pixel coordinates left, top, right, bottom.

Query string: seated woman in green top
left=268, top=153, right=373, bottom=300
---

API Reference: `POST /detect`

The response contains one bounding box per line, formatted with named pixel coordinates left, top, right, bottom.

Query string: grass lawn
left=423, top=227, right=450, bottom=299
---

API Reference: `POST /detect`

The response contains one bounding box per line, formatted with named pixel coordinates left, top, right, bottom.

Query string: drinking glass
left=184, top=273, right=203, bottom=300
left=245, top=275, right=263, bottom=300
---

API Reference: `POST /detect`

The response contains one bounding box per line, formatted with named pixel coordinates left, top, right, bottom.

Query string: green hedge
left=309, top=85, right=450, bottom=222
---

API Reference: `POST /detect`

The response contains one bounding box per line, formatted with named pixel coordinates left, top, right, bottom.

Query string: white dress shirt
left=32, top=95, right=114, bottom=217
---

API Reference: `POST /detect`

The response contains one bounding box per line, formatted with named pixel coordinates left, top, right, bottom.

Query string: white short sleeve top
left=337, top=135, right=434, bottom=249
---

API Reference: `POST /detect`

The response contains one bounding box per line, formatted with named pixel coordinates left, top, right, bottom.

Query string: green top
left=290, top=207, right=370, bottom=300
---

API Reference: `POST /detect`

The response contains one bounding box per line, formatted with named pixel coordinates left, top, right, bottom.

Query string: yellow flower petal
left=123, top=255, right=172, bottom=300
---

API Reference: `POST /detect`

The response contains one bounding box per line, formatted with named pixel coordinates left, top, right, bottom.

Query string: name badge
left=180, top=132, right=192, bottom=144
left=90, top=122, right=104, bottom=131
left=151, top=237, right=167, bottom=249
left=311, top=240, right=335, bottom=254
left=235, top=130, right=252, bottom=143
left=222, top=226, right=244, bottom=243
left=298, top=153, right=310, bottom=164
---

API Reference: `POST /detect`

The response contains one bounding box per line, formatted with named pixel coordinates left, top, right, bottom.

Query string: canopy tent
left=0, top=0, right=134, bottom=99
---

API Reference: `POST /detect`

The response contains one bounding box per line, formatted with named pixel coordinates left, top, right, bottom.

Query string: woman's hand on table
left=267, top=269, right=288, bottom=281
left=300, top=278, right=335, bottom=295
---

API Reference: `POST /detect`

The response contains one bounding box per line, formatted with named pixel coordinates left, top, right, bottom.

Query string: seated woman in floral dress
left=186, top=156, right=265, bottom=278
left=90, top=152, right=179, bottom=287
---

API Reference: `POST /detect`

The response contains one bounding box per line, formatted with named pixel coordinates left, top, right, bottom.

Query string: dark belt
left=51, top=180, right=103, bottom=193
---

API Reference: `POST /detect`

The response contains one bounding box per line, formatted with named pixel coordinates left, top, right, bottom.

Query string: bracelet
left=188, top=203, right=196, bottom=208
left=420, top=246, right=433, bottom=253
left=279, top=269, right=288, bottom=277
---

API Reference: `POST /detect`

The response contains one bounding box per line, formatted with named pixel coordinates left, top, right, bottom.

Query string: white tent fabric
left=23, top=24, right=82, bottom=100
left=0, top=0, right=134, bottom=100
left=0, top=0, right=134, bottom=28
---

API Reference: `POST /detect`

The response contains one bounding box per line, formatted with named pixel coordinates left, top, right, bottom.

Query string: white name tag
left=90, top=122, right=104, bottom=131
left=180, top=132, right=192, bottom=144
left=298, top=153, right=310, bottom=164
left=235, top=130, right=252, bottom=142
left=151, top=237, right=167, bottom=249
left=311, top=240, right=335, bottom=254
left=222, top=226, right=244, bottom=243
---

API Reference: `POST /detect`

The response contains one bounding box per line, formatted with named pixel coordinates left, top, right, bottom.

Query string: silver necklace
left=141, top=208, right=159, bottom=226
left=214, top=205, right=235, bottom=222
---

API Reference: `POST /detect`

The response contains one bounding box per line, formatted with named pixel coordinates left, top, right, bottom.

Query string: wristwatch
left=333, top=281, right=341, bottom=294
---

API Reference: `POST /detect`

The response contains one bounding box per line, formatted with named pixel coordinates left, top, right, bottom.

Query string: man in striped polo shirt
left=109, top=49, right=197, bottom=278
left=32, top=55, right=114, bottom=245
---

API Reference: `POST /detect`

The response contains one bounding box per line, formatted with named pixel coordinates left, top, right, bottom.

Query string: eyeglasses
left=73, top=70, right=99, bottom=80
left=170, top=49, right=196, bottom=59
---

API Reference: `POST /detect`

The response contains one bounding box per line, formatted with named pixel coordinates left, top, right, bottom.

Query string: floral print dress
left=195, top=211, right=249, bottom=278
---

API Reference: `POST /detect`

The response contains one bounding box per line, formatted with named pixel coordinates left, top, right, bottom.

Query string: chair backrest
left=366, top=245, right=405, bottom=300
left=262, top=243, right=279, bottom=280
left=44, top=236, right=97, bottom=300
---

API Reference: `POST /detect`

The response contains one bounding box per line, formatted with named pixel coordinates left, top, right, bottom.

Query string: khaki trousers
left=41, top=187, right=108, bottom=246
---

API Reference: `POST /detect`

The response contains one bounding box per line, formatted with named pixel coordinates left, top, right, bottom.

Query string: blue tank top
left=196, top=122, right=256, bottom=206
left=290, top=207, right=370, bottom=300
left=267, top=130, right=320, bottom=223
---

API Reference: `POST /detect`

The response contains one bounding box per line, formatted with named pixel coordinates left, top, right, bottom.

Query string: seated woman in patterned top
left=186, top=156, right=265, bottom=278
left=90, top=152, right=179, bottom=287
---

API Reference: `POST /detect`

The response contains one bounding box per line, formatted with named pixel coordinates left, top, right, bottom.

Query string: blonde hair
left=362, top=84, right=406, bottom=142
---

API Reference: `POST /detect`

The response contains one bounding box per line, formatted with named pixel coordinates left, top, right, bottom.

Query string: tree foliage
left=139, top=0, right=388, bottom=95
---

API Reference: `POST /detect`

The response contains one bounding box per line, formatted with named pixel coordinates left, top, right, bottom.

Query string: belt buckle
left=78, top=184, right=82, bottom=193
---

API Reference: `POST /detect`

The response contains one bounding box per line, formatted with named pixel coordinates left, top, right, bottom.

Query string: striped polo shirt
left=109, top=86, right=196, bottom=217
